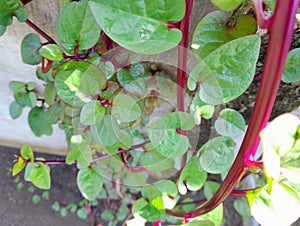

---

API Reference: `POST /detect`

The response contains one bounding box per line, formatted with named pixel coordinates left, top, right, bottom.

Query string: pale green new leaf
left=30, top=162, right=51, bottom=190
left=211, top=0, right=244, bottom=11
left=80, top=100, right=105, bottom=125
left=39, top=44, right=64, bottom=61
left=282, top=48, right=300, bottom=83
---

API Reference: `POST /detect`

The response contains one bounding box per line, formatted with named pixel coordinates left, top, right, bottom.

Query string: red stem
left=21, top=0, right=32, bottom=5
left=25, top=19, right=56, bottom=44
left=253, top=0, right=273, bottom=29
left=168, top=0, right=300, bottom=218
left=177, top=0, right=194, bottom=170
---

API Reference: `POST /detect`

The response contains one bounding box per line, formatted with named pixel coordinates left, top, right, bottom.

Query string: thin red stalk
left=178, top=0, right=194, bottom=170
left=21, top=0, right=32, bottom=5
left=25, top=19, right=56, bottom=44
left=168, top=0, right=299, bottom=218
left=253, top=0, right=273, bottom=29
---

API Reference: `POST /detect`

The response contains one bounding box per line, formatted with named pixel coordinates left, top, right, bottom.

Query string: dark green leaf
left=91, top=115, right=120, bottom=146
left=47, top=102, right=65, bottom=124
left=20, top=144, right=34, bottom=161
left=77, top=165, right=103, bottom=201
left=12, top=157, right=26, bottom=176
left=14, top=92, right=37, bottom=108
left=189, top=36, right=260, bottom=105
left=178, top=156, right=207, bottom=195
left=215, top=109, right=246, bottom=136
left=234, top=197, right=252, bottom=218
left=0, top=0, right=28, bottom=26
left=89, top=0, right=185, bottom=54
left=80, top=100, right=105, bottom=125
left=0, top=25, right=6, bottom=36
left=148, top=112, right=194, bottom=158
left=199, top=136, right=236, bottom=174
left=9, top=101, right=23, bottom=119
left=30, top=162, right=51, bottom=189
left=21, top=33, right=42, bottom=65
left=44, top=82, right=56, bottom=105
left=282, top=48, right=300, bottom=83
left=39, top=44, right=64, bottom=61
left=117, top=64, right=146, bottom=95
left=56, top=0, right=101, bottom=52
left=36, top=67, right=53, bottom=82
left=112, top=94, right=142, bottom=123
left=211, top=0, right=244, bottom=11
left=28, top=107, right=53, bottom=137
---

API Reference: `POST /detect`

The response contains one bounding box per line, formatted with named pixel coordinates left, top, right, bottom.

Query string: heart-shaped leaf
left=89, top=0, right=185, bottom=54
left=211, top=0, right=244, bottom=11
left=21, top=33, right=42, bottom=65
left=282, top=48, right=300, bottom=83
left=39, top=44, right=64, bottom=61
left=56, top=0, right=101, bottom=53
left=77, top=164, right=103, bottom=201
left=30, top=162, right=51, bottom=190
left=190, top=94, right=214, bottom=125
left=28, top=107, right=53, bottom=137
left=80, top=100, right=105, bottom=125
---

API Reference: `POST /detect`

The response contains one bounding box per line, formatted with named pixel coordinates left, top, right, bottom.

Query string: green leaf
left=27, top=82, right=36, bottom=91
left=99, top=61, right=115, bottom=80
left=89, top=0, right=185, bottom=54
left=199, top=136, right=236, bottom=174
left=14, top=92, right=37, bottom=108
left=203, top=181, right=220, bottom=200
left=47, top=102, right=65, bottom=124
left=36, top=67, right=53, bottom=82
left=60, top=207, right=68, bottom=217
left=190, top=94, right=214, bottom=125
left=91, top=115, right=120, bottom=146
left=20, top=144, right=34, bottom=161
left=250, top=182, right=300, bottom=226
left=0, top=0, right=28, bottom=26
left=56, top=0, right=101, bottom=52
left=112, top=94, right=142, bottom=123
left=39, top=44, right=64, bottom=61
left=9, top=81, right=26, bottom=93
left=181, top=220, right=214, bottom=226
left=178, top=156, right=207, bottom=195
left=77, top=208, right=88, bottom=219
left=32, top=195, right=41, bottom=205
left=42, top=191, right=49, bottom=199
left=233, top=197, right=252, bottom=218
left=261, top=113, right=300, bottom=182
left=101, top=210, right=114, bottom=221
left=189, top=35, right=260, bottom=105
left=9, top=101, right=23, bottom=119
left=190, top=204, right=223, bottom=226
left=76, top=145, right=93, bottom=169
left=28, top=107, right=53, bottom=137
left=21, top=33, right=42, bottom=65
left=44, top=82, right=56, bottom=105
left=77, top=165, right=103, bottom=201
left=52, top=201, right=60, bottom=212
left=282, top=48, right=300, bottom=83
left=148, top=112, right=194, bottom=158
left=215, top=109, right=246, bottom=136
left=54, top=61, right=106, bottom=107
left=80, top=100, right=105, bottom=125
left=24, top=162, right=36, bottom=182
left=211, top=0, right=244, bottom=11
left=192, top=11, right=256, bottom=59
left=154, top=180, right=178, bottom=197
left=263, top=0, right=276, bottom=10
left=117, top=63, right=147, bottom=95
left=30, top=162, right=51, bottom=190
left=12, top=157, right=26, bottom=176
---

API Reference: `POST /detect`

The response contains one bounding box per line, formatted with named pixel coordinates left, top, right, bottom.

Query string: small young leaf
left=99, top=61, right=115, bottom=80
left=39, top=44, right=64, bottom=61
left=89, top=0, right=185, bottom=54
left=91, top=115, right=120, bottom=147
left=56, top=0, right=101, bottom=52
left=21, top=33, right=42, bottom=65
left=112, top=94, right=142, bottom=123
left=282, top=48, right=300, bottom=83
left=60, top=207, right=68, bottom=217
left=211, top=0, right=244, bottom=11
left=0, top=0, right=28, bottom=25
left=77, top=165, right=103, bottom=201
left=77, top=208, right=88, bottom=219
left=44, top=83, right=56, bottom=106
left=101, top=210, right=114, bottom=221
left=117, top=63, right=146, bottom=95
left=12, top=157, right=26, bottom=176
left=199, top=136, right=236, bottom=174
left=52, top=201, right=60, bottom=212
left=28, top=107, right=53, bottom=137
left=80, top=100, right=105, bottom=125
left=20, top=144, right=34, bottom=161
left=9, top=81, right=26, bottom=93
left=203, top=181, right=220, bottom=200
left=233, top=197, right=252, bottom=218
left=27, top=82, right=36, bottom=91
left=32, top=195, right=41, bottom=205
left=17, top=182, right=24, bottom=190
left=190, top=94, right=214, bottom=125
left=42, top=191, right=49, bottom=199
left=9, top=101, right=23, bottom=119
left=178, top=156, right=207, bottom=195
left=30, top=162, right=51, bottom=190
left=215, top=109, right=246, bottom=136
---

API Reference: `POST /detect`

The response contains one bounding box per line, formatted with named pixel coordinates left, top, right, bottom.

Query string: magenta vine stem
left=25, top=19, right=56, bottom=44
left=168, top=0, right=300, bottom=218
left=177, top=0, right=194, bottom=171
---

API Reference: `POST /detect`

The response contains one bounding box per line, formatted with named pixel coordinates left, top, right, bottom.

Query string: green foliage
left=0, top=0, right=27, bottom=30
left=39, top=44, right=64, bottom=61
left=28, top=107, right=53, bottom=137
left=210, top=0, right=244, bottom=11
left=282, top=48, right=300, bottom=83
left=89, top=0, right=185, bottom=54
left=21, top=33, right=42, bottom=65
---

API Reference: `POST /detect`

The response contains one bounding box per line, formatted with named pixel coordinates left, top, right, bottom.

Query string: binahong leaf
left=30, top=162, right=51, bottom=190
left=21, top=33, right=42, bottom=65
left=210, top=0, right=244, bottom=11
left=39, top=44, right=64, bottom=61
left=0, top=0, right=28, bottom=26
left=89, top=0, right=185, bottom=54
